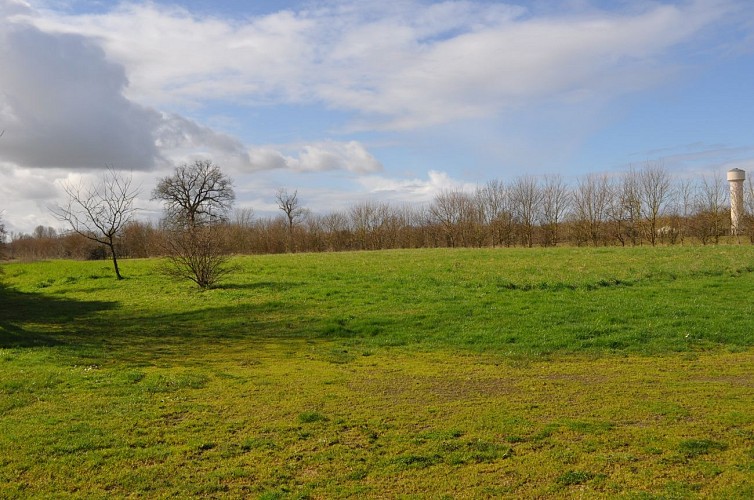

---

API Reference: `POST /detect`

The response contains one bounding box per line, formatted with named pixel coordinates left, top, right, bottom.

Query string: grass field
left=1, top=246, right=753, bottom=497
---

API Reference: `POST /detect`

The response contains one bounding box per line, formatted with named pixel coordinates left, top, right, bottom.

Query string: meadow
left=1, top=246, right=753, bottom=498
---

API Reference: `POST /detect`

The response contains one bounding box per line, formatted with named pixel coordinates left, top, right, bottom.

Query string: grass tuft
left=556, top=470, right=595, bottom=486
left=298, top=411, right=328, bottom=424
left=678, top=439, right=728, bottom=458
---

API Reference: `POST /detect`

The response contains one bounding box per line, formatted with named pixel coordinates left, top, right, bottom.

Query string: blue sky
left=1, top=0, right=754, bottom=233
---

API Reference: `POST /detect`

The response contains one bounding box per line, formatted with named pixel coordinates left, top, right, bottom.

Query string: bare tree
left=321, top=210, right=350, bottom=251
left=693, top=173, right=727, bottom=244
left=672, top=177, right=696, bottom=244
left=224, top=208, right=255, bottom=254
left=510, top=175, right=541, bottom=248
left=540, top=174, right=570, bottom=247
left=430, top=189, right=476, bottom=247
left=476, top=180, right=507, bottom=247
left=276, top=188, right=306, bottom=252
left=639, top=162, right=672, bottom=246
left=160, top=224, right=232, bottom=289
left=233, top=207, right=255, bottom=228
left=744, top=177, right=754, bottom=243
left=572, top=173, right=612, bottom=246
left=608, top=168, right=641, bottom=246
left=153, top=160, right=235, bottom=288
left=479, top=179, right=515, bottom=247
left=348, top=201, right=405, bottom=250
left=52, top=169, right=139, bottom=280
left=0, top=212, right=6, bottom=261
left=152, top=160, right=234, bottom=228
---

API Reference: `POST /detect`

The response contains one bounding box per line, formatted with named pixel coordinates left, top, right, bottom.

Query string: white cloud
left=152, top=112, right=253, bottom=170
left=0, top=163, right=58, bottom=202
left=0, top=163, right=69, bottom=233
left=290, top=141, right=383, bottom=173
left=26, top=0, right=740, bottom=130
left=1, top=0, right=30, bottom=17
left=31, top=2, right=317, bottom=107
left=0, top=2, right=387, bottom=177
left=0, top=12, right=160, bottom=169
left=357, top=170, right=475, bottom=202
left=0, top=2, right=285, bottom=173
left=248, top=140, right=383, bottom=173
left=326, top=1, right=726, bottom=130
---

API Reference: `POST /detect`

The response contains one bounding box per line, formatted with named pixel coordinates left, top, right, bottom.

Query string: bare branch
left=152, top=160, right=235, bottom=228
left=153, top=160, right=235, bottom=288
left=51, top=168, right=139, bottom=279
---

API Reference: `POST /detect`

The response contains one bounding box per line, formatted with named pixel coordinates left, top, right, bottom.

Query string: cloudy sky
left=1, top=0, right=754, bottom=234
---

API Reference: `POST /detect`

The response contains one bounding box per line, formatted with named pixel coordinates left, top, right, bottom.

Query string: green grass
left=1, top=246, right=753, bottom=497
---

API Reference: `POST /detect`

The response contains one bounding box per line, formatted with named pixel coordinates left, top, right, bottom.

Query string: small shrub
left=556, top=470, right=595, bottom=486
left=678, top=439, right=727, bottom=458
left=298, top=411, right=328, bottom=424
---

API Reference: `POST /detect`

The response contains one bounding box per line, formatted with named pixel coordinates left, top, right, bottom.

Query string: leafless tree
left=572, top=173, right=612, bottom=246
left=276, top=188, right=306, bottom=252
left=639, top=162, right=672, bottom=246
left=153, top=160, right=235, bottom=288
left=609, top=168, right=641, bottom=246
left=0, top=212, right=6, bottom=261
left=430, top=189, right=477, bottom=247
left=363, top=202, right=399, bottom=250
left=160, top=224, right=233, bottom=289
left=510, top=175, right=541, bottom=248
left=743, top=177, right=754, bottom=243
left=479, top=179, right=516, bottom=247
left=476, top=180, right=504, bottom=247
left=540, top=174, right=570, bottom=247
left=349, top=200, right=380, bottom=250
left=693, top=172, right=728, bottom=244
left=52, top=169, right=139, bottom=279
left=119, top=221, right=161, bottom=258
left=671, top=177, right=696, bottom=244
left=152, top=160, right=234, bottom=228
left=233, top=207, right=255, bottom=228
left=321, top=210, right=350, bottom=251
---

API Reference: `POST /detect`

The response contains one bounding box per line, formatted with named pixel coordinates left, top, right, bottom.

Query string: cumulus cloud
left=1, top=1, right=389, bottom=175
left=248, top=141, right=383, bottom=173
left=0, top=164, right=58, bottom=202
left=0, top=3, right=265, bottom=174
left=0, top=162, right=68, bottom=233
left=0, top=12, right=160, bottom=169
left=357, top=170, right=475, bottom=203
left=152, top=112, right=254, bottom=169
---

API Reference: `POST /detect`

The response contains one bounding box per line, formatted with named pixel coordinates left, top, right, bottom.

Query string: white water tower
left=727, top=168, right=745, bottom=237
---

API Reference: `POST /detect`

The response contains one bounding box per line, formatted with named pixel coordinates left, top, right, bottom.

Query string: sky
left=1, top=0, right=754, bottom=234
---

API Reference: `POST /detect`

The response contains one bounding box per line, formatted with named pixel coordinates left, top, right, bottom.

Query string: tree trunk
left=108, top=241, right=123, bottom=280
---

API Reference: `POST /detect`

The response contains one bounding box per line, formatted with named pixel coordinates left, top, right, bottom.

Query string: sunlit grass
left=1, top=246, right=753, bottom=497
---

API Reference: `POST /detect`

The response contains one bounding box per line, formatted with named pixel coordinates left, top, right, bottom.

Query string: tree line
left=3, top=161, right=753, bottom=269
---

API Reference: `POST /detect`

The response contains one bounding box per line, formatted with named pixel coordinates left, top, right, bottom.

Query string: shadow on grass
left=0, top=282, right=117, bottom=348
left=91, top=301, right=319, bottom=362
left=0, top=277, right=322, bottom=363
